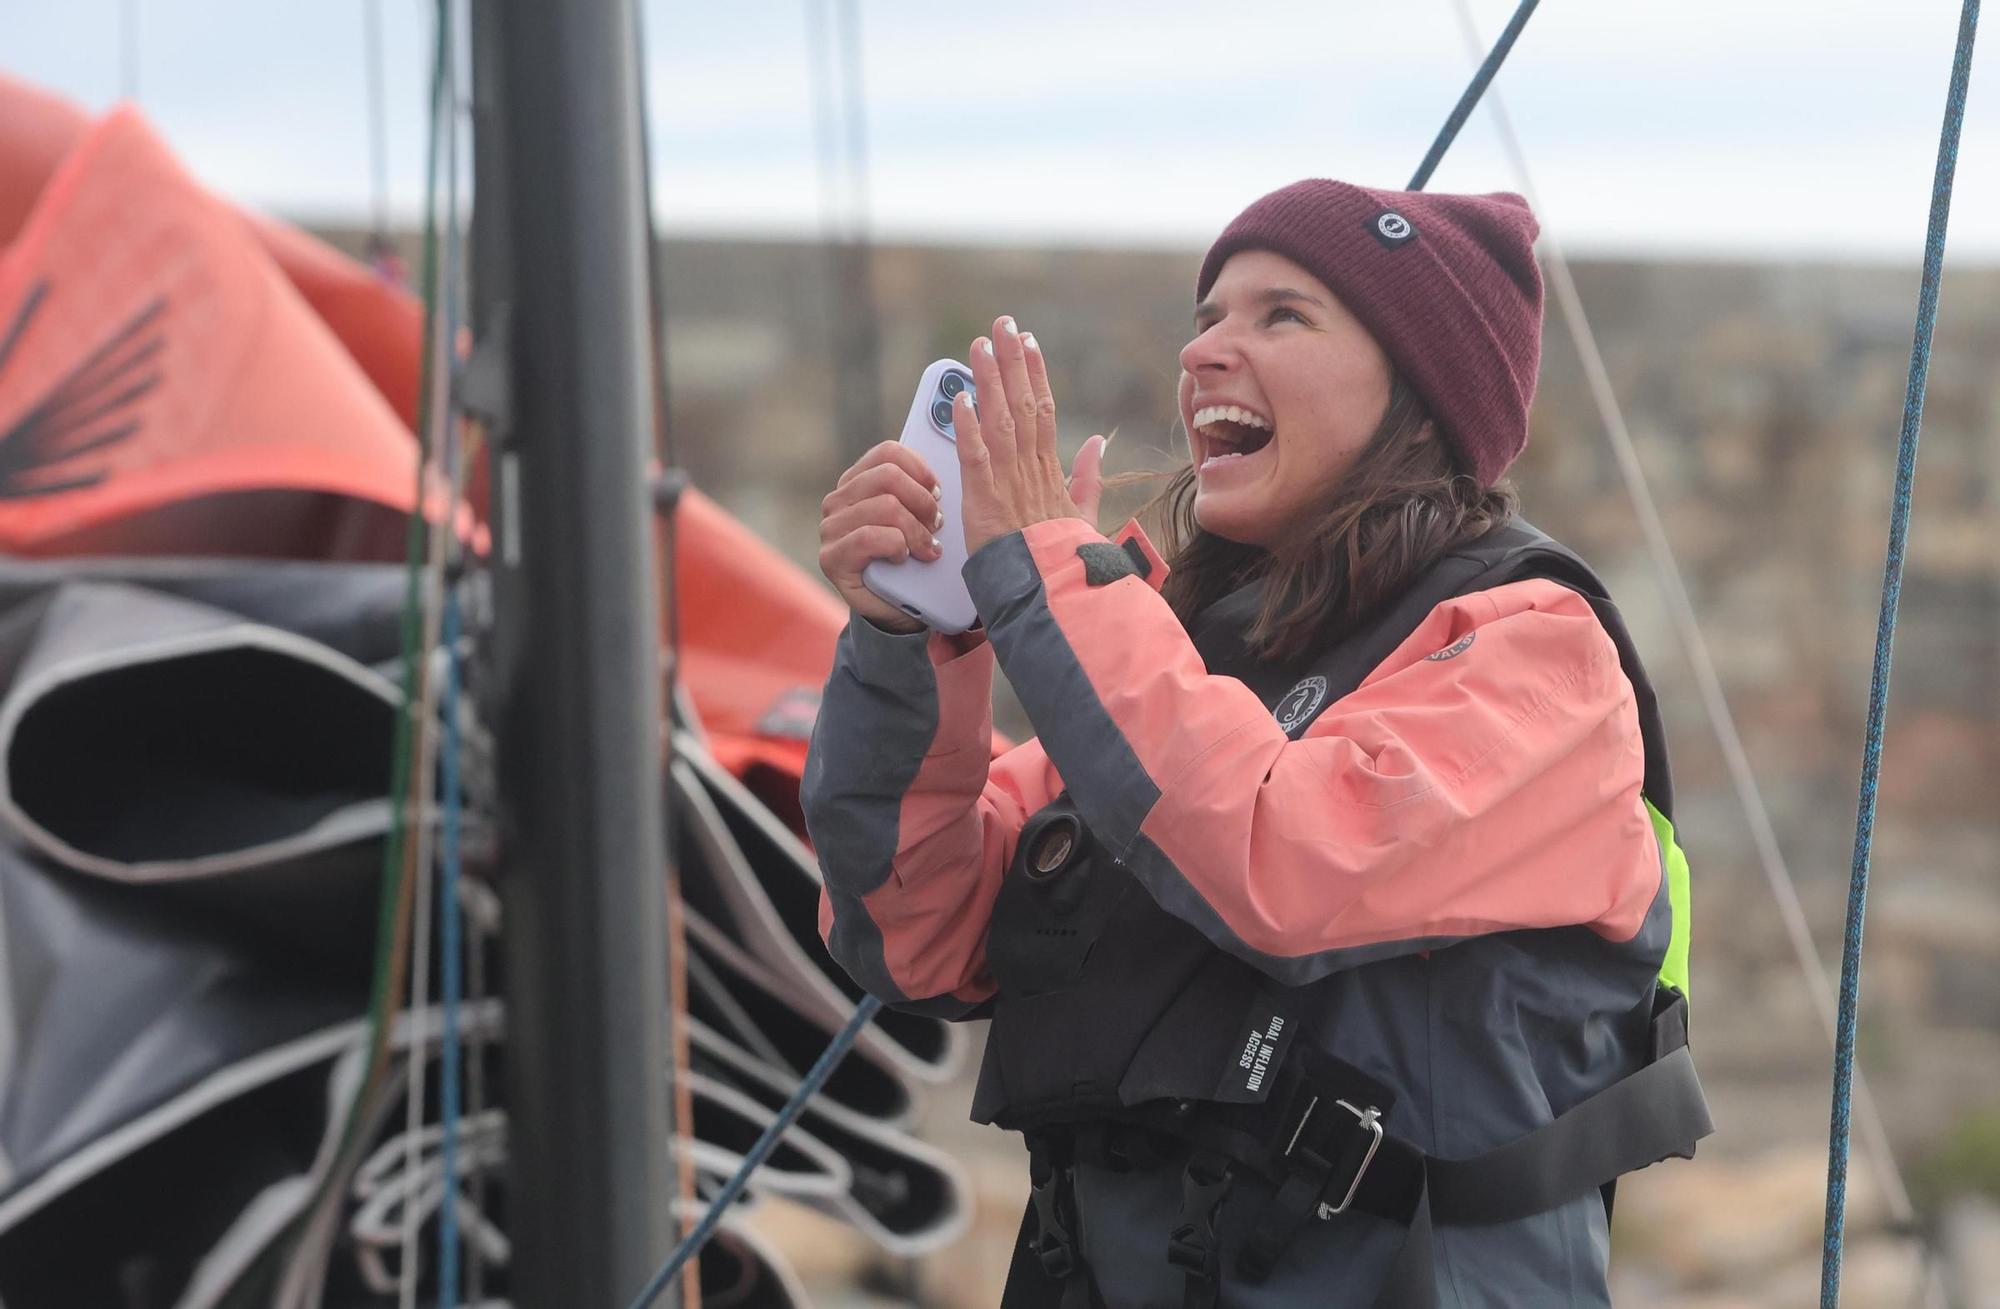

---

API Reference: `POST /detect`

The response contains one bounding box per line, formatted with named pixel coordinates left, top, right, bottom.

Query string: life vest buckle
left=1032, top=1231, right=1076, bottom=1281
left=1165, top=1149, right=1234, bottom=1283
left=1295, top=1098, right=1384, bottom=1220
left=1026, top=1134, right=1082, bottom=1280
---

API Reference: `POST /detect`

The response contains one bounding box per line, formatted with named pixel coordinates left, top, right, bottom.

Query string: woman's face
left=1177, top=250, right=1394, bottom=547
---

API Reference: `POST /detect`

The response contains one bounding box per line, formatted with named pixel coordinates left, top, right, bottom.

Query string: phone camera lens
left=930, top=398, right=957, bottom=430
left=938, top=370, right=970, bottom=400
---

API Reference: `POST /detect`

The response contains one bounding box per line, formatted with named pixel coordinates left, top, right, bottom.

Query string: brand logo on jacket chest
left=1273, top=675, right=1328, bottom=735
left=1426, top=631, right=1477, bottom=662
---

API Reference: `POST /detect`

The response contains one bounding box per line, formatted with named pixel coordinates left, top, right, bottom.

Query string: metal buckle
left=1315, top=1100, right=1384, bottom=1219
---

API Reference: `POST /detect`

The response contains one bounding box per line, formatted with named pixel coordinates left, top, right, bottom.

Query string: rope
left=1441, top=0, right=1923, bottom=1236
left=1823, top=3, right=1980, bottom=1305
left=364, top=0, right=391, bottom=247
left=802, top=0, right=887, bottom=461
left=271, top=8, right=452, bottom=1302
left=1407, top=0, right=1539, bottom=191
left=435, top=0, right=470, bottom=1300
left=437, top=525, right=468, bottom=1308
left=624, top=995, right=884, bottom=1309
left=834, top=0, right=874, bottom=241
left=803, top=0, right=846, bottom=244
left=395, top=5, right=465, bottom=1295
left=630, top=3, right=702, bottom=1302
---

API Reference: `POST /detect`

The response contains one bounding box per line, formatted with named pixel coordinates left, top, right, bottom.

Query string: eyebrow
left=1193, top=286, right=1327, bottom=326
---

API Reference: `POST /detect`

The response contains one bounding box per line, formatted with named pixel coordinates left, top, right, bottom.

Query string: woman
left=802, top=179, right=1707, bottom=1308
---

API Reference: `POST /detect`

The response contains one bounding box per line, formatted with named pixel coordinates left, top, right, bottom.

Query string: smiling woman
left=1183, top=263, right=1391, bottom=511
left=1154, top=359, right=1514, bottom=661
left=804, top=177, right=1708, bottom=1309
left=1152, top=240, right=1520, bottom=661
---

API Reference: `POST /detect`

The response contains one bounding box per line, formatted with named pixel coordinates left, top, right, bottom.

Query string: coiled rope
left=1822, top=3, right=1980, bottom=1305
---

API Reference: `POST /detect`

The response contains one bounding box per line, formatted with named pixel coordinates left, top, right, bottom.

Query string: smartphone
left=861, top=359, right=979, bottom=634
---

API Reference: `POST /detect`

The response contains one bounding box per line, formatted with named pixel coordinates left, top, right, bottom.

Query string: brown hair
left=1116, top=375, right=1518, bottom=662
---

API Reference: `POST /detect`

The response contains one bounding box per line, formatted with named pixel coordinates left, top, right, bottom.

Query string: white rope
left=1443, top=0, right=1920, bottom=1231
left=364, top=0, right=392, bottom=244
left=396, top=4, right=463, bottom=1301
left=354, top=1110, right=511, bottom=1292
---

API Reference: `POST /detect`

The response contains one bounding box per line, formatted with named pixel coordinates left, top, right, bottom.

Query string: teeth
left=1192, top=405, right=1272, bottom=433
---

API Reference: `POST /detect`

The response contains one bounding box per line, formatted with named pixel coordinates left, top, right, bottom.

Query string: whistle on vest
left=987, top=796, right=1131, bottom=998
left=1021, top=809, right=1090, bottom=913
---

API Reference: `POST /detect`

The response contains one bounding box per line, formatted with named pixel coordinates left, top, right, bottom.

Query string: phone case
left=860, top=359, right=979, bottom=634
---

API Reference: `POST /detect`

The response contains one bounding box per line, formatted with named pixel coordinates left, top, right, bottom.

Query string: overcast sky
left=8, top=0, right=1997, bottom=261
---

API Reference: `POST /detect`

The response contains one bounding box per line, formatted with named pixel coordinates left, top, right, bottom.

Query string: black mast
left=477, top=0, right=676, bottom=1304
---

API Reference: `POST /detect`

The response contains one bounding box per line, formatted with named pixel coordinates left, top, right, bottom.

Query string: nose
left=1179, top=320, right=1236, bottom=376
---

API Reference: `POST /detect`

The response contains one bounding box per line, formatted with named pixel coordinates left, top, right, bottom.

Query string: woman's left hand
left=954, top=315, right=1110, bottom=558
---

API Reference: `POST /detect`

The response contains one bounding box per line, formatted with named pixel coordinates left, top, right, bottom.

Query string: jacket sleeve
left=962, top=517, right=1663, bottom=987
left=802, top=520, right=1170, bottom=1015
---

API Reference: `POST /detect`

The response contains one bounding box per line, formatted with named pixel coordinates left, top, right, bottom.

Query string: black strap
left=1010, top=992, right=1711, bottom=1304
left=1426, top=1042, right=1710, bottom=1225
left=1239, top=1094, right=1405, bottom=1280
left=1236, top=993, right=1708, bottom=1291
left=1237, top=1166, right=1324, bottom=1283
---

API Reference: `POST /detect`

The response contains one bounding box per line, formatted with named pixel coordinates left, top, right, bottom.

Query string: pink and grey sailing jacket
left=803, top=515, right=1692, bottom=1307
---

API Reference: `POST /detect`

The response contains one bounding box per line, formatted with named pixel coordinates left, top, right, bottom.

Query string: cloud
left=5, top=0, right=1995, bottom=258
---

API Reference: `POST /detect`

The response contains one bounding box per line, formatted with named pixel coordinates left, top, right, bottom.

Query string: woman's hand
left=818, top=441, right=947, bottom=635
left=954, top=316, right=1109, bottom=558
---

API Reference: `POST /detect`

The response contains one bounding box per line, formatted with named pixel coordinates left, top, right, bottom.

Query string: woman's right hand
left=818, top=441, right=947, bottom=635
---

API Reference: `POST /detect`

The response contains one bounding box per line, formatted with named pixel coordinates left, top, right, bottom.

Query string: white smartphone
left=861, top=359, right=979, bottom=634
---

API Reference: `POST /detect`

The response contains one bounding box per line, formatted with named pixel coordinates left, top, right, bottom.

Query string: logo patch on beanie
left=1372, top=211, right=1416, bottom=248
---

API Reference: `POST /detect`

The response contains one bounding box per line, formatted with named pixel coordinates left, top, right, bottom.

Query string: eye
left=1264, top=305, right=1307, bottom=326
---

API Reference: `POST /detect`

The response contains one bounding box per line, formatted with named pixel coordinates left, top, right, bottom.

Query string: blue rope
left=625, top=994, right=883, bottom=1309
left=1407, top=0, right=1540, bottom=191
left=435, top=0, right=466, bottom=1302
left=1821, top=4, right=1980, bottom=1305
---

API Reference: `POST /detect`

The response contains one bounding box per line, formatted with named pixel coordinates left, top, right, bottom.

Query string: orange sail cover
left=0, top=74, right=988, bottom=783
left=674, top=486, right=846, bottom=780
left=0, top=74, right=424, bottom=430
left=0, top=103, right=426, bottom=558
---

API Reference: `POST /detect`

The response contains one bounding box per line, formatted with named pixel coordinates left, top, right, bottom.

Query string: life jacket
left=972, top=519, right=1709, bottom=1309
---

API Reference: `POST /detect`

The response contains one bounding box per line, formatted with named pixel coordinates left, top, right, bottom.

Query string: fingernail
left=932, top=507, right=944, bottom=529
left=1022, top=332, right=1038, bottom=350
left=929, top=535, right=941, bottom=554
left=1000, top=317, right=1018, bottom=336
left=931, top=483, right=943, bottom=499
left=977, top=338, right=993, bottom=356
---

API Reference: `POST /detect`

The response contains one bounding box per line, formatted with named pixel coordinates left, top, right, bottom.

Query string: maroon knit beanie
left=1195, top=179, right=1543, bottom=488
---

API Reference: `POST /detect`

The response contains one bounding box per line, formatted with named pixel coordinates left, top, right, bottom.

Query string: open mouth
left=1193, top=404, right=1274, bottom=473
